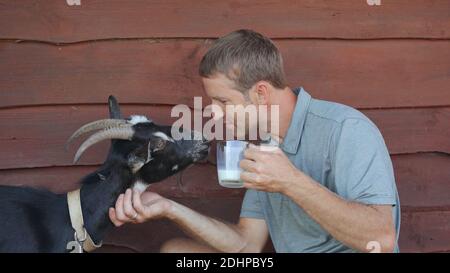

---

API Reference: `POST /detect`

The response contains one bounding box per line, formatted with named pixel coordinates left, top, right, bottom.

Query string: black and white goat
left=0, top=96, right=210, bottom=252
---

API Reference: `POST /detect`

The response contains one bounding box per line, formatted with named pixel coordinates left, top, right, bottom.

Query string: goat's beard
left=131, top=180, right=150, bottom=192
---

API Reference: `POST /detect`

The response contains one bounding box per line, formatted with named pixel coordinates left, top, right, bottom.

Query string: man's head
left=199, top=29, right=287, bottom=140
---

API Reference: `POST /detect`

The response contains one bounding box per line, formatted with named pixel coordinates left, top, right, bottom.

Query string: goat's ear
left=105, top=95, right=122, bottom=162
left=108, top=95, right=122, bottom=119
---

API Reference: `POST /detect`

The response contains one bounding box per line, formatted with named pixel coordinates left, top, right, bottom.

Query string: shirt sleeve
left=333, top=118, right=397, bottom=205
left=240, top=189, right=265, bottom=219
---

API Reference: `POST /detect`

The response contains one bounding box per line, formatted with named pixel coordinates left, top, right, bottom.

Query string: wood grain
left=399, top=210, right=450, bottom=253
left=393, top=153, right=450, bottom=208
left=0, top=163, right=244, bottom=198
left=1, top=39, right=450, bottom=109
left=1, top=105, right=449, bottom=169
left=0, top=0, right=449, bottom=43
left=1, top=153, right=448, bottom=209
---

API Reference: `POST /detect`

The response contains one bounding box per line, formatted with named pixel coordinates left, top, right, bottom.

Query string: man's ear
left=251, top=81, right=270, bottom=105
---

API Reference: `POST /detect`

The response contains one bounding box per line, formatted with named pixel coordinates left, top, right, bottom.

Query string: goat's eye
left=154, top=139, right=166, bottom=151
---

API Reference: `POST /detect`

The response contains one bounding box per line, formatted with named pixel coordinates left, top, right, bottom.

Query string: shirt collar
left=280, top=87, right=312, bottom=154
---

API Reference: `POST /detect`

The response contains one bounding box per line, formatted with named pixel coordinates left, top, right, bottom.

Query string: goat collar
left=67, top=189, right=103, bottom=252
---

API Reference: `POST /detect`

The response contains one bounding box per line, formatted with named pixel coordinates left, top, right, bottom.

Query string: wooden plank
left=0, top=163, right=244, bottom=198
left=280, top=40, right=450, bottom=109
left=0, top=104, right=216, bottom=169
left=365, top=108, right=450, bottom=155
left=1, top=105, right=449, bottom=169
left=0, top=40, right=207, bottom=109
left=392, top=153, right=450, bottom=208
left=1, top=39, right=449, bottom=110
left=399, top=210, right=450, bottom=252
left=0, top=0, right=449, bottom=42
left=1, top=153, right=449, bottom=209
left=0, top=105, right=175, bottom=169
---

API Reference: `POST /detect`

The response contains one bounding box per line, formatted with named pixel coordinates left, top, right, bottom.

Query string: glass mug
left=216, top=140, right=248, bottom=188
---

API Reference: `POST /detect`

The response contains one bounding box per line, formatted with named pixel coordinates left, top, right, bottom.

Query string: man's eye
left=214, top=98, right=226, bottom=104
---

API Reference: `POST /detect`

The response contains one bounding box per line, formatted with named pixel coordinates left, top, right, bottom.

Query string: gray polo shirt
left=240, top=87, right=400, bottom=253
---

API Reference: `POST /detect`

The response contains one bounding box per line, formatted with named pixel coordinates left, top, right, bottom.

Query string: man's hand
left=109, top=189, right=173, bottom=227
left=239, top=144, right=307, bottom=193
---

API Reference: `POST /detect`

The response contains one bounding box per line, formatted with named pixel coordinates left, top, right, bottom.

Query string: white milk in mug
left=216, top=140, right=248, bottom=188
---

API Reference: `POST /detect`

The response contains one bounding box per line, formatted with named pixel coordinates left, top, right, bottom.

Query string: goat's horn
left=65, top=119, right=129, bottom=150
left=73, top=127, right=134, bottom=163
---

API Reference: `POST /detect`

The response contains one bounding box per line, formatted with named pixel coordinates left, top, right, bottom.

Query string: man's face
left=202, top=73, right=260, bottom=140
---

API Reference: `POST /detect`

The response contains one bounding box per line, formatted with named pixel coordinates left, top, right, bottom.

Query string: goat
left=0, top=96, right=210, bottom=252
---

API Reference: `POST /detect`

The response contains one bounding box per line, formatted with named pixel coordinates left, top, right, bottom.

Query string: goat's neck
left=79, top=164, right=133, bottom=245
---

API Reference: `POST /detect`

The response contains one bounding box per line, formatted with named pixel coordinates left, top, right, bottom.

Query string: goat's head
left=66, top=96, right=210, bottom=190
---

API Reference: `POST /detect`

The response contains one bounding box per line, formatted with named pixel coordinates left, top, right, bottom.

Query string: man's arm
left=109, top=189, right=269, bottom=253
left=168, top=203, right=269, bottom=253
left=240, top=145, right=396, bottom=253
left=282, top=175, right=395, bottom=253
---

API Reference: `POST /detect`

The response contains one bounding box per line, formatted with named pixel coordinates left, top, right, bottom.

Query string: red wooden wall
left=0, top=0, right=449, bottom=253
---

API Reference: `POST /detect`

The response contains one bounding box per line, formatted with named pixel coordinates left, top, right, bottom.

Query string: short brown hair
left=199, top=29, right=287, bottom=92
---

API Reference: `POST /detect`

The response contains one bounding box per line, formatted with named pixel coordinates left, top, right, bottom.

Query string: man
left=109, top=29, right=400, bottom=253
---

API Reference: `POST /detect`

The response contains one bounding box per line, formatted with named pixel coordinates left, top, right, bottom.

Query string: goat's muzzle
left=66, top=119, right=134, bottom=163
